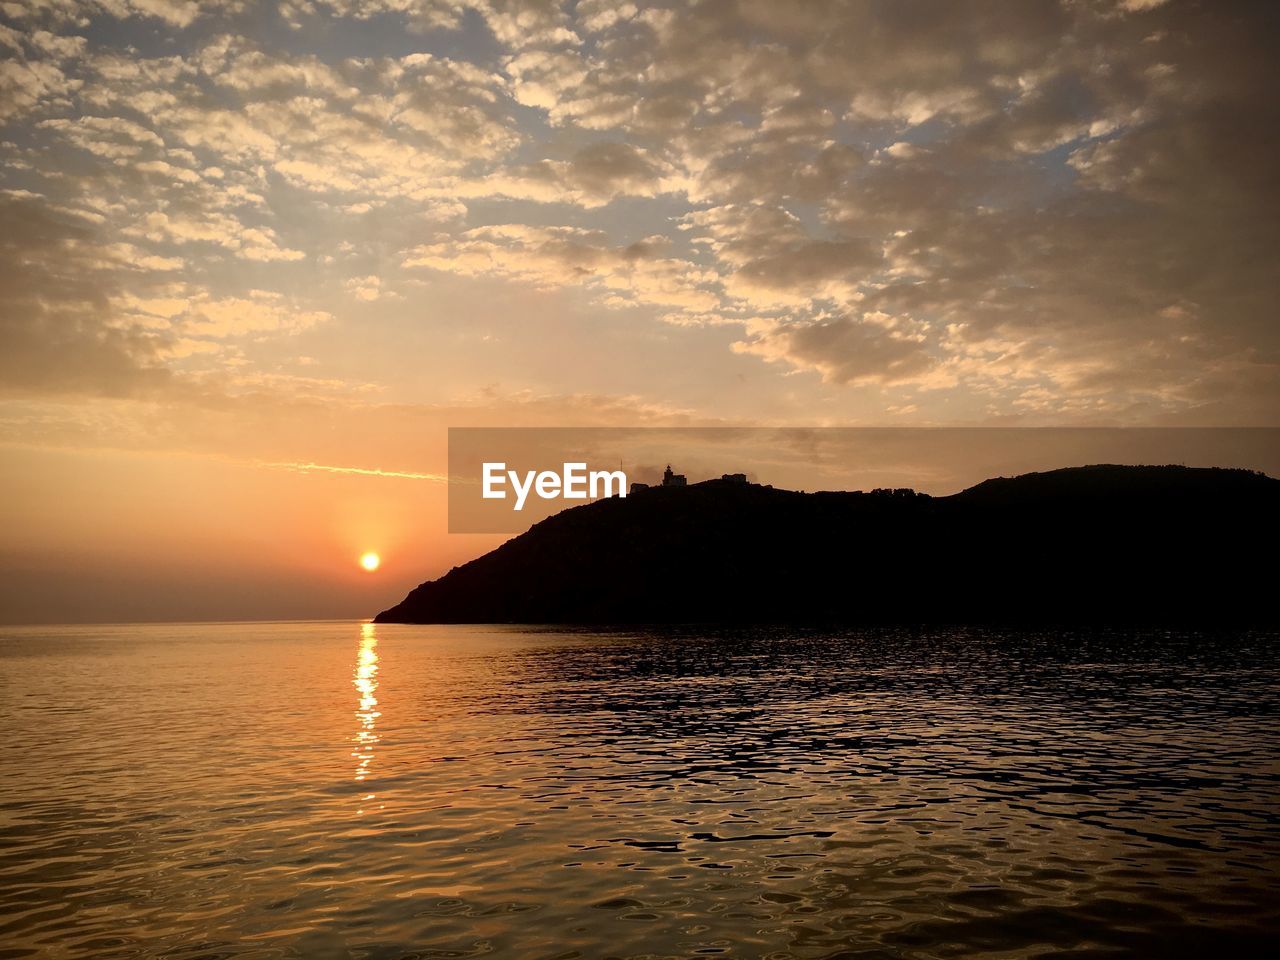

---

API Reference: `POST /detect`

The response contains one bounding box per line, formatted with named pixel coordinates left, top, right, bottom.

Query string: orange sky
left=1, top=0, right=1277, bottom=622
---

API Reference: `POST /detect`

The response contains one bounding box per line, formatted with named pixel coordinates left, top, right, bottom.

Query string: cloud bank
left=1, top=0, right=1277, bottom=425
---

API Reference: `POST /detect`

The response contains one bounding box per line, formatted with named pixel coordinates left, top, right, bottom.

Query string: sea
left=1, top=622, right=1278, bottom=959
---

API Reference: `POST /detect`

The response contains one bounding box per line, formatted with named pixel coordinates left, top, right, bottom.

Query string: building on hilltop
left=629, top=463, right=689, bottom=493
left=630, top=464, right=744, bottom=494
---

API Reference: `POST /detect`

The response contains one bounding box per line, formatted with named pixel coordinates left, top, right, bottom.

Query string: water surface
left=1, top=623, right=1278, bottom=958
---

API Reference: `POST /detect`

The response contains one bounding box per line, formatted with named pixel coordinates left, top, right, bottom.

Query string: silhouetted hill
left=952, top=463, right=1273, bottom=505
left=375, top=465, right=1278, bottom=625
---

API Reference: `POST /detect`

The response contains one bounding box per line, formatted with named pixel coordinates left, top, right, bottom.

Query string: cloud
left=0, top=51, right=80, bottom=123
left=109, top=284, right=331, bottom=347
left=452, top=140, right=678, bottom=206
left=505, top=48, right=588, bottom=110
left=404, top=224, right=720, bottom=311
left=734, top=314, right=937, bottom=387
left=40, top=115, right=167, bottom=156
left=9, top=0, right=206, bottom=29
left=344, top=275, right=396, bottom=301
left=177, top=291, right=331, bottom=338
left=258, top=459, right=446, bottom=481
left=0, top=194, right=173, bottom=396
left=0, top=192, right=332, bottom=402
left=127, top=211, right=305, bottom=262
left=2, top=0, right=1277, bottom=423
left=683, top=204, right=881, bottom=308
left=562, top=141, right=667, bottom=199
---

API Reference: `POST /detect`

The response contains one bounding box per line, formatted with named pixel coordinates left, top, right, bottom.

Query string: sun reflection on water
left=352, top=623, right=380, bottom=793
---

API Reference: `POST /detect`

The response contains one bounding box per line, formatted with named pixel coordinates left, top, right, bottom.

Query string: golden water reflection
left=352, top=623, right=380, bottom=793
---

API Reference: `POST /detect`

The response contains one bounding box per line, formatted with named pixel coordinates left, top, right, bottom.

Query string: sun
left=359, top=552, right=381, bottom=572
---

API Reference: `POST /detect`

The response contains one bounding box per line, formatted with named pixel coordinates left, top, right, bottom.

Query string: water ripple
left=1, top=623, right=1278, bottom=958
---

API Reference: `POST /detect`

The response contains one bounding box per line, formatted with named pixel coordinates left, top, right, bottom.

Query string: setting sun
left=359, top=552, right=381, bottom=572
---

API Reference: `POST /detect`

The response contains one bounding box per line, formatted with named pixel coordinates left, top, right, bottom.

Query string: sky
left=1, top=0, right=1277, bottom=622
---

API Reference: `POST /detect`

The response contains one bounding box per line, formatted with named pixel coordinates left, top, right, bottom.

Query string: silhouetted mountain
left=375, top=465, right=1278, bottom=625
